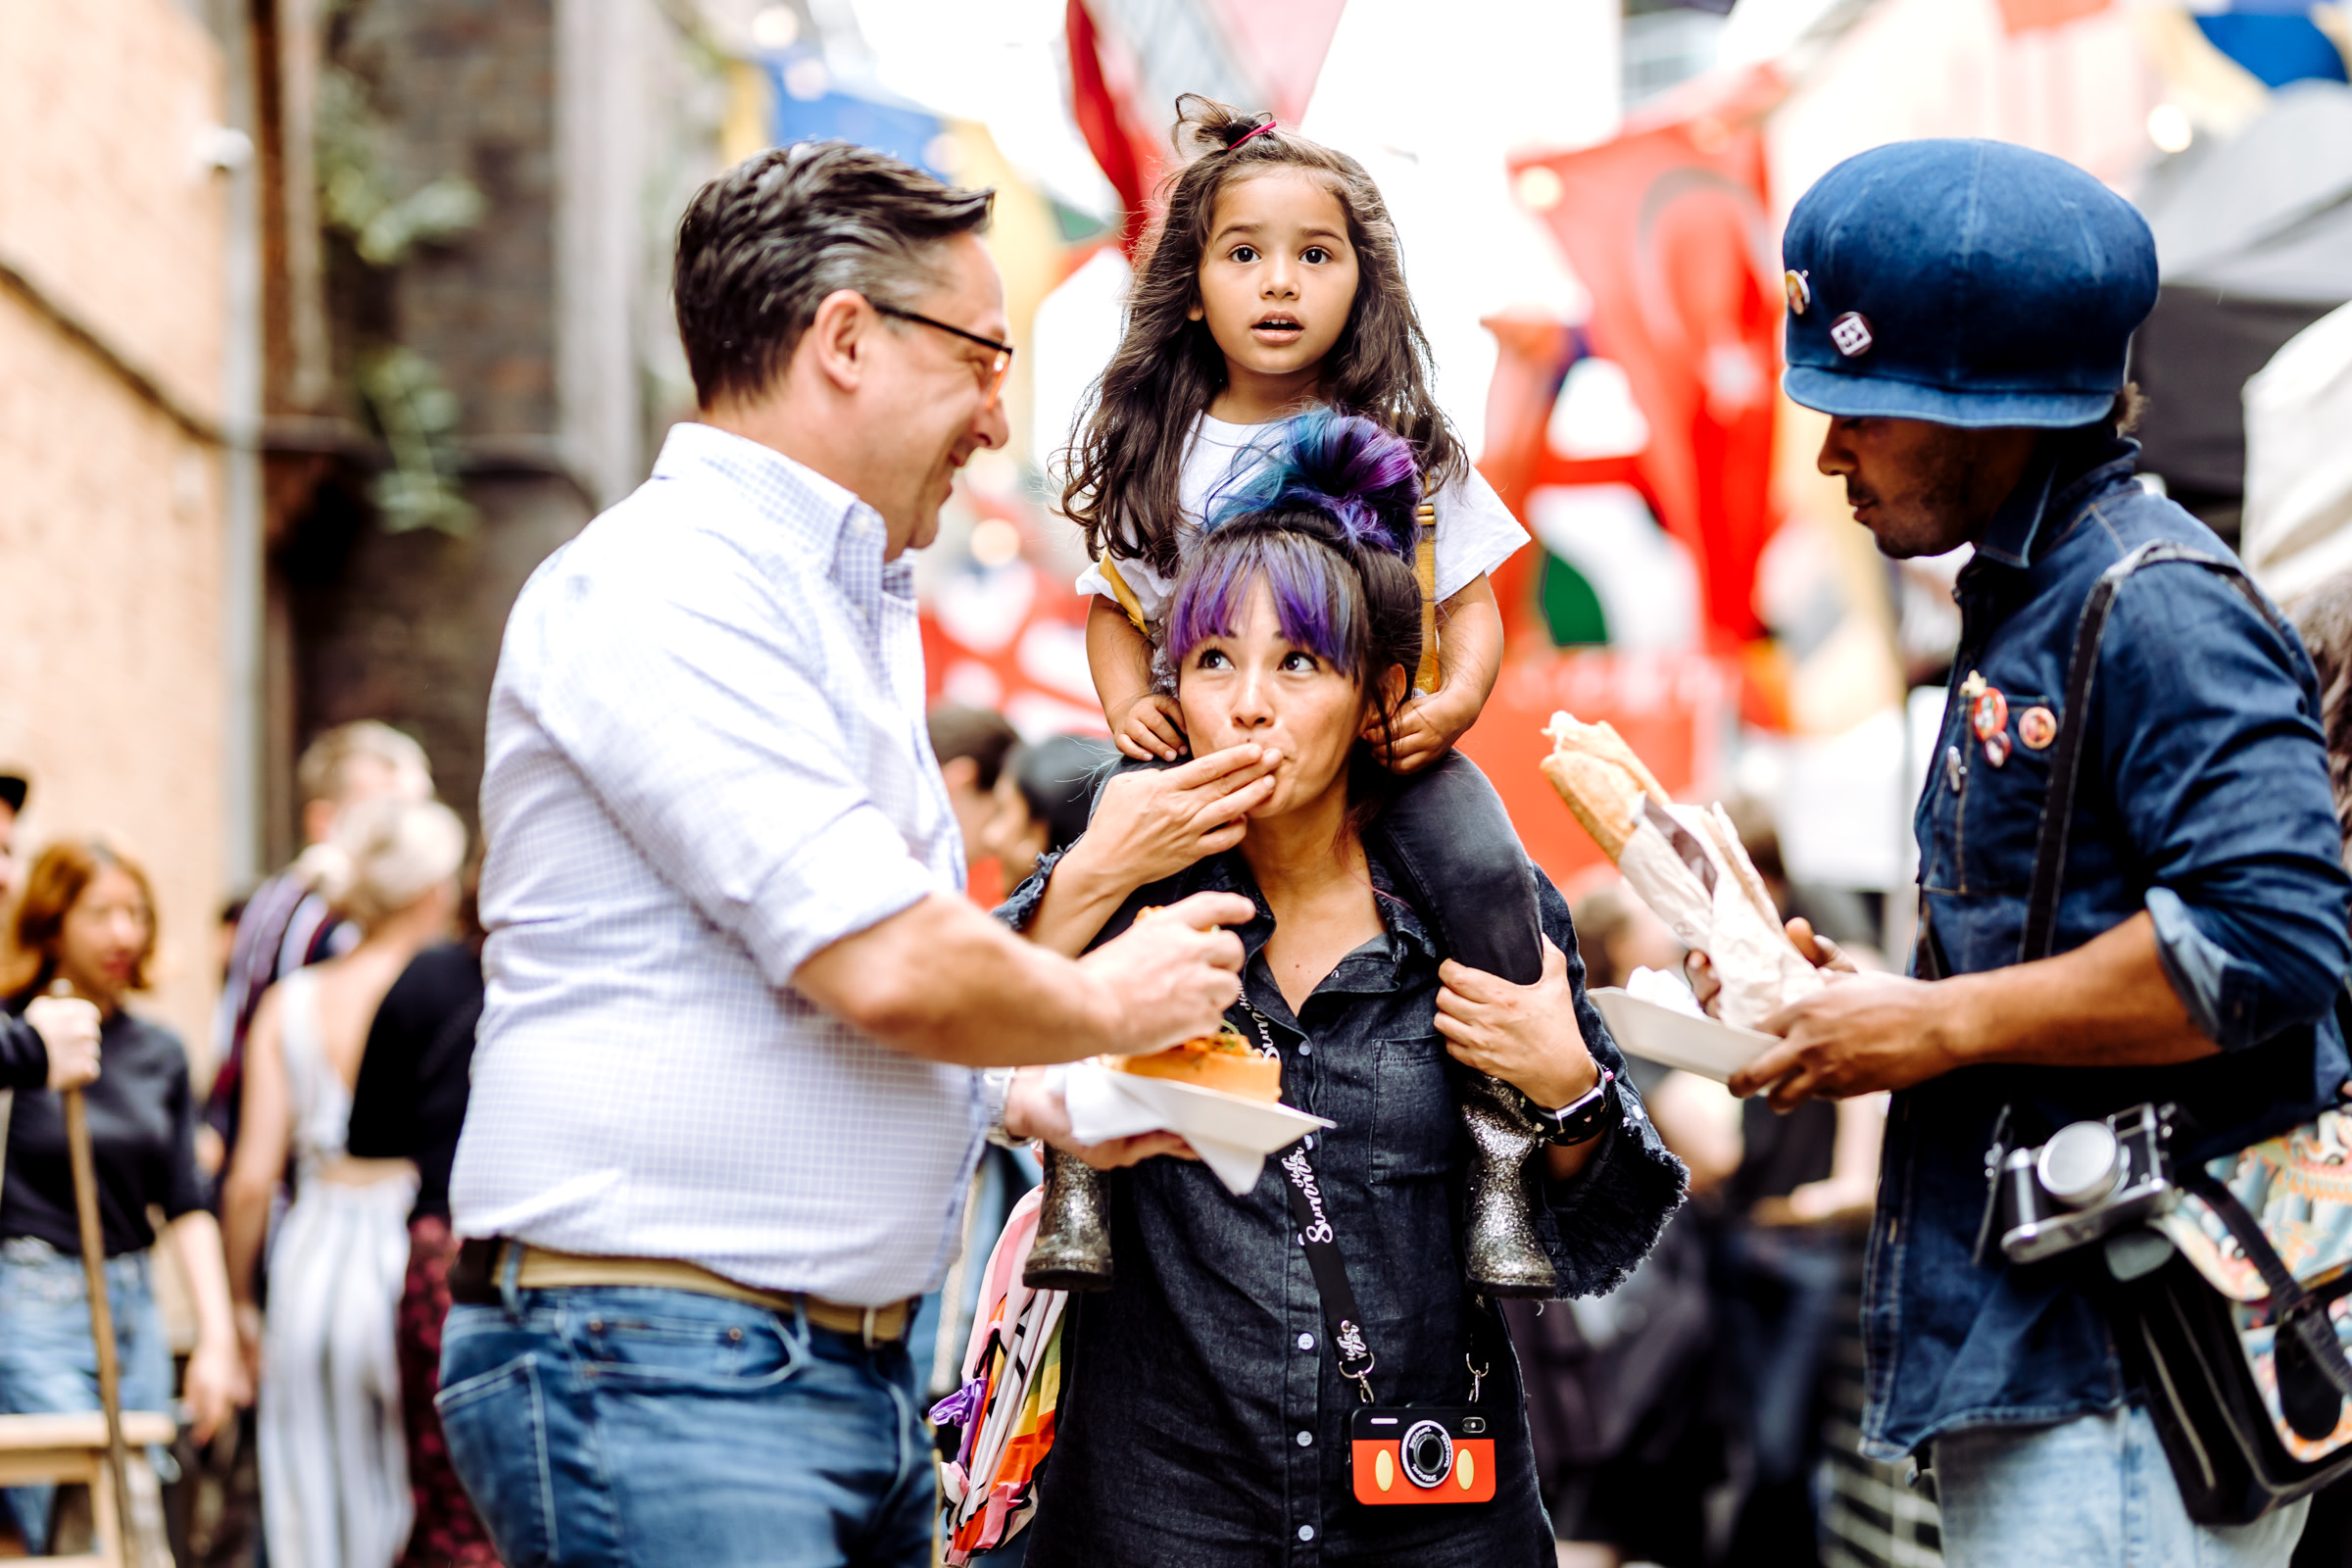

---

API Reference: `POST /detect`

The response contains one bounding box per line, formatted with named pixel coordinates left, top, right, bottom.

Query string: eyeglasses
left=871, top=302, right=1014, bottom=410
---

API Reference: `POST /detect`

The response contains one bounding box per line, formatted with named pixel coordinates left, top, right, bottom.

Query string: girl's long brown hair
left=1058, top=95, right=1465, bottom=580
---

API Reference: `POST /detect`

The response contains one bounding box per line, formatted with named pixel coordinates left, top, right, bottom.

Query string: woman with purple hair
left=994, top=416, right=1682, bottom=1564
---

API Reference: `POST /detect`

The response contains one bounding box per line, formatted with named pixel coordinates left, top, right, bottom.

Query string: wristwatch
left=1524, top=1070, right=1617, bottom=1147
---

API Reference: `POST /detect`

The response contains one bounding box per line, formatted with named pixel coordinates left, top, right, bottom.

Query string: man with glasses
left=438, top=142, right=1251, bottom=1567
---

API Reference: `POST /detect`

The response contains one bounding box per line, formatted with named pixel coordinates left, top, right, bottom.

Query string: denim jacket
left=1867, top=434, right=2352, bottom=1461
left=999, top=842, right=1684, bottom=1566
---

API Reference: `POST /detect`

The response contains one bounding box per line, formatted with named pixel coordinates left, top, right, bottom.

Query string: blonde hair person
left=221, top=797, right=466, bottom=1568
left=209, top=721, right=434, bottom=1184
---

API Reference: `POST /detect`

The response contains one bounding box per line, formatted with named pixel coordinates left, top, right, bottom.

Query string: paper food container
left=1591, top=988, right=1777, bottom=1084
left=1062, top=1061, right=1335, bottom=1197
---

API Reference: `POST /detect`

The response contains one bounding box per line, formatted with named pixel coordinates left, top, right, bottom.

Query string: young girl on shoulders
left=1062, top=94, right=1527, bottom=775
left=1043, top=97, right=1591, bottom=1303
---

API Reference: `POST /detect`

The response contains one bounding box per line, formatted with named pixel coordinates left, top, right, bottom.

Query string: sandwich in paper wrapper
left=1541, top=712, right=1822, bottom=1033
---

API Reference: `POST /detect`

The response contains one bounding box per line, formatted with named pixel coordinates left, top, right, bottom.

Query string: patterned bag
left=931, top=1185, right=1069, bottom=1563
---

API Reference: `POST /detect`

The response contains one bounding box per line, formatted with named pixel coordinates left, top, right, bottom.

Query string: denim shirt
left=999, top=843, right=1684, bottom=1566
left=1867, top=435, right=2352, bottom=1461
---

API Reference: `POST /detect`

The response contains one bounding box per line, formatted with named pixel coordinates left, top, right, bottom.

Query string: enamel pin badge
left=1830, top=312, right=1874, bottom=358
left=1970, top=685, right=2010, bottom=768
left=1784, top=270, right=1811, bottom=316
left=2018, top=706, right=2058, bottom=751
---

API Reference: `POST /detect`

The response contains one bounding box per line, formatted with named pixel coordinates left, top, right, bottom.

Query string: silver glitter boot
left=1460, top=1072, right=1557, bottom=1298
left=1023, top=1148, right=1114, bottom=1292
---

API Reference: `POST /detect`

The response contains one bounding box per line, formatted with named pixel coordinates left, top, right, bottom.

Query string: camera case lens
left=1350, top=1406, right=1497, bottom=1506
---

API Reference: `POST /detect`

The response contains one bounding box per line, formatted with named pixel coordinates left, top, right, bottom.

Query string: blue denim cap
left=1781, top=139, right=2158, bottom=428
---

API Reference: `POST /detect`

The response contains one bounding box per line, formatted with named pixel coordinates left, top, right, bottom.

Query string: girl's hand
left=1368, top=686, right=1480, bottom=774
left=1109, top=693, right=1190, bottom=762
left=1063, top=744, right=1280, bottom=891
left=1434, top=937, right=1601, bottom=1109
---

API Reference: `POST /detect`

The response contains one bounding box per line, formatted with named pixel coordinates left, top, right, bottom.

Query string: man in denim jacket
left=1722, top=140, right=2352, bottom=1564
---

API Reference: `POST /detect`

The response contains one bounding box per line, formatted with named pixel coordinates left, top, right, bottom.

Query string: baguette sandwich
left=1541, top=712, right=1823, bottom=1031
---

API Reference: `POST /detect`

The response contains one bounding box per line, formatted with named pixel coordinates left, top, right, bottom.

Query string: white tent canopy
left=2242, top=300, right=2352, bottom=607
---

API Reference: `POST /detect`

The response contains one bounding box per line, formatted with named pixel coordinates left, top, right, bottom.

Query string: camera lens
left=1400, top=1420, right=1453, bottom=1489
left=2037, top=1120, right=2123, bottom=1209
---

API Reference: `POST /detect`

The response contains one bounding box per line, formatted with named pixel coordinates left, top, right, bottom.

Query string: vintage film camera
left=1977, top=1102, right=2177, bottom=1266
left=1348, top=1407, right=1497, bottom=1506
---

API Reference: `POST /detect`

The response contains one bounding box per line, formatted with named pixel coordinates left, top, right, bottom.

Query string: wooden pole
left=56, top=978, right=137, bottom=1560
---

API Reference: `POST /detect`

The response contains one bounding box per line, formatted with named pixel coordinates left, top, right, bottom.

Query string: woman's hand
left=1068, top=744, right=1281, bottom=889
left=233, top=1300, right=266, bottom=1385
left=1434, top=937, right=1600, bottom=1109
left=1109, top=693, right=1190, bottom=762
left=1004, top=1066, right=1199, bottom=1170
left=24, top=995, right=101, bottom=1091
left=183, top=1332, right=251, bottom=1446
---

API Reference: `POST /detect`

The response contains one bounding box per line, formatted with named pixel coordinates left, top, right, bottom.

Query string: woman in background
left=345, top=859, right=500, bottom=1568
left=222, top=797, right=466, bottom=1568
left=0, top=838, right=248, bottom=1550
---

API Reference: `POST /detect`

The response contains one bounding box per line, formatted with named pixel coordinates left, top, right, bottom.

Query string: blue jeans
left=1934, top=1405, right=2310, bottom=1567
left=0, top=1237, right=175, bottom=1550
left=437, top=1286, right=934, bottom=1567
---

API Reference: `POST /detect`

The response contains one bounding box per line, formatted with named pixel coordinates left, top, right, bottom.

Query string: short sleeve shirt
left=1073, top=414, right=1528, bottom=620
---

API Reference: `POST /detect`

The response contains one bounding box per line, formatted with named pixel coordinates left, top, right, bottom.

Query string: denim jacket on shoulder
left=1866, top=434, right=2352, bottom=1461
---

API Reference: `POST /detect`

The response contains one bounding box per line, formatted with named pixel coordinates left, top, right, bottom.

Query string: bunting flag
left=1509, top=68, right=1787, bottom=646
left=1063, top=0, right=1347, bottom=253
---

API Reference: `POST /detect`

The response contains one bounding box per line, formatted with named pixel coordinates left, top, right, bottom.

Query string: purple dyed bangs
left=1164, top=530, right=1359, bottom=671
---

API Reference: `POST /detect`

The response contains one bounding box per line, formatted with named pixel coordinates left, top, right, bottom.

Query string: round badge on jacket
left=2019, top=705, right=2058, bottom=751
left=1971, top=688, right=2009, bottom=744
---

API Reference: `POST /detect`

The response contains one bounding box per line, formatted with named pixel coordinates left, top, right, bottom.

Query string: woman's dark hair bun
left=1204, top=412, right=1421, bottom=561
left=1171, top=93, right=1276, bottom=160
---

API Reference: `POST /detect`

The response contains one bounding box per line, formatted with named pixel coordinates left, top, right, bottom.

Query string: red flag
left=1512, top=69, right=1787, bottom=645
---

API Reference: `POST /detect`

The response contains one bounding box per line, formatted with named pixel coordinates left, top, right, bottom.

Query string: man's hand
left=1686, top=916, right=1855, bottom=1016
left=1077, top=892, right=1251, bottom=1054
left=24, top=995, right=101, bottom=1091
left=1109, top=692, right=1189, bottom=762
left=1367, top=684, right=1479, bottom=775
left=1730, top=973, right=1958, bottom=1110
left=1004, top=1066, right=1198, bottom=1170
left=1435, top=937, right=1599, bottom=1108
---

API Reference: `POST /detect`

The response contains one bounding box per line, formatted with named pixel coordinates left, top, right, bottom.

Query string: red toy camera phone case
left=1349, top=1407, right=1497, bottom=1505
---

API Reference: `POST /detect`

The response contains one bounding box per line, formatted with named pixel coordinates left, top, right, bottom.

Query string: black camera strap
left=1245, top=1002, right=1498, bottom=1409
left=2020, top=542, right=2295, bottom=964
left=1239, top=1003, right=1380, bottom=1401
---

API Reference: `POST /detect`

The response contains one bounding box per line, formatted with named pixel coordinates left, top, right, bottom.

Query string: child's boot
left=1459, top=1072, right=1558, bottom=1298
left=1023, top=1148, right=1115, bottom=1292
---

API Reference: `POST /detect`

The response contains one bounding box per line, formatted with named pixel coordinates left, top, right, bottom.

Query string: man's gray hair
left=672, top=141, right=995, bottom=408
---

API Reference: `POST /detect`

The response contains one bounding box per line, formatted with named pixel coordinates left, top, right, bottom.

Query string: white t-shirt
left=1072, top=413, right=1528, bottom=620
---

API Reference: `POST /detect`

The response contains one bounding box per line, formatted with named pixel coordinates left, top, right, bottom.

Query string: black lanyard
left=1243, top=1003, right=1381, bottom=1401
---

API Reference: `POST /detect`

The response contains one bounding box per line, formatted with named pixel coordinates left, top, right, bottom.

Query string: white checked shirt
left=448, top=422, right=977, bottom=1305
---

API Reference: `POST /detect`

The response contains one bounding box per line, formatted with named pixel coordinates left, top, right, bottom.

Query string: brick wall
left=0, top=0, right=229, bottom=1061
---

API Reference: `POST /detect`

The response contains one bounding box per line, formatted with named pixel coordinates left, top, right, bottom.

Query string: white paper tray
left=1063, top=1061, right=1335, bottom=1196
left=1591, top=987, right=1777, bottom=1083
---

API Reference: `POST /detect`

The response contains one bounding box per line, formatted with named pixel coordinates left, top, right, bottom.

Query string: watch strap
left=1528, top=1070, right=1615, bottom=1147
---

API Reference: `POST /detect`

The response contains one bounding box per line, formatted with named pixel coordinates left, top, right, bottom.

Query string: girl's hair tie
left=1228, top=119, right=1278, bottom=152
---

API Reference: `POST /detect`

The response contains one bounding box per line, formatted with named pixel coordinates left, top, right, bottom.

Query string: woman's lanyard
left=1241, top=1002, right=1489, bottom=1408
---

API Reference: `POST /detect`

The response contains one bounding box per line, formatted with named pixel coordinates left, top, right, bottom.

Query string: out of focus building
left=252, top=0, right=727, bottom=865
left=0, top=0, right=243, bottom=1049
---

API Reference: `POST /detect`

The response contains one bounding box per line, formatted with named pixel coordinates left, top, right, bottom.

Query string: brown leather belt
left=476, top=1241, right=915, bottom=1347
